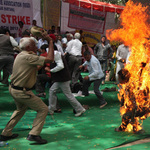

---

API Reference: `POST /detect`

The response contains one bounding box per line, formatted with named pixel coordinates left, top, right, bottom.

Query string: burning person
left=106, top=0, right=150, bottom=133
left=115, top=68, right=150, bottom=133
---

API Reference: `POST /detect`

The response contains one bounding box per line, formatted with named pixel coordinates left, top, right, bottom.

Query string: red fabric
left=45, top=63, right=51, bottom=77
left=40, top=52, right=47, bottom=57
left=40, top=52, right=51, bottom=77
left=63, top=0, right=124, bottom=14
left=49, top=34, right=56, bottom=41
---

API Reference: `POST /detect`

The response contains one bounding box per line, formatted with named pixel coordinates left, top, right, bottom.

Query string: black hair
left=40, top=44, right=49, bottom=50
left=84, top=50, right=91, bottom=56
left=65, top=31, right=69, bottom=34
left=3, top=28, right=10, bottom=35
left=22, top=29, right=30, bottom=36
left=82, top=41, right=87, bottom=45
left=18, top=21, right=24, bottom=26
left=51, top=25, right=55, bottom=29
left=118, top=68, right=130, bottom=83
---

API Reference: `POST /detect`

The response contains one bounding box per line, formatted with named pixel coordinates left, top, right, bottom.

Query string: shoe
left=100, top=102, right=107, bottom=108
left=27, top=134, right=47, bottom=144
left=0, top=134, right=19, bottom=141
left=77, top=91, right=85, bottom=97
left=100, top=91, right=103, bottom=95
left=75, top=108, right=86, bottom=117
left=36, top=93, right=46, bottom=98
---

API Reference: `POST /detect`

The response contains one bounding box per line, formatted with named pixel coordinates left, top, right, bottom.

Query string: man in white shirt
left=65, top=33, right=82, bottom=89
left=54, top=32, right=62, bottom=48
left=79, top=51, right=107, bottom=108
left=116, top=44, right=129, bottom=84
left=45, top=51, right=86, bottom=117
left=66, top=33, right=73, bottom=44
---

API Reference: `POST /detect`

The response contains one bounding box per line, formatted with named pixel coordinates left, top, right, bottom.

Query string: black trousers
left=82, top=78, right=106, bottom=105
left=35, top=74, right=51, bottom=93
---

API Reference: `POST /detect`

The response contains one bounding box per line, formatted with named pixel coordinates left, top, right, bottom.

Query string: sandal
left=54, top=109, right=62, bottom=113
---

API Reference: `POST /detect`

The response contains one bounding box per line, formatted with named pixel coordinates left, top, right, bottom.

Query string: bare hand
left=45, top=66, right=50, bottom=72
left=41, top=32, right=52, bottom=43
left=79, top=65, right=83, bottom=70
left=84, top=76, right=89, bottom=80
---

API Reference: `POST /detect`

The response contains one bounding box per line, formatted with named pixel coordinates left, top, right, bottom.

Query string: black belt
left=11, top=83, right=31, bottom=91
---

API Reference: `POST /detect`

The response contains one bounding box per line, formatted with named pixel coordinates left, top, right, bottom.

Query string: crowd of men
left=0, top=20, right=130, bottom=144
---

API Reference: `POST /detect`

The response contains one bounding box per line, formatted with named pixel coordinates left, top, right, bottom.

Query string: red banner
left=68, top=4, right=107, bottom=34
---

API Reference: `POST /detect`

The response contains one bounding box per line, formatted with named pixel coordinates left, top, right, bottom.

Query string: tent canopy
left=63, top=0, right=124, bottom=14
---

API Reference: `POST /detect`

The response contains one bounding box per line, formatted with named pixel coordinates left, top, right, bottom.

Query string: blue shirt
left=82, top=55, right=104, bottom=81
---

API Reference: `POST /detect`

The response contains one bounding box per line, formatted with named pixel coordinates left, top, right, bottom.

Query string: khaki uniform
left=2, top=51, right=48, bottom=136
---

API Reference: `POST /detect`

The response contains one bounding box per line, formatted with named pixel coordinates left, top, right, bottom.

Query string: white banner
left=0, top=0, right=33, bottom=33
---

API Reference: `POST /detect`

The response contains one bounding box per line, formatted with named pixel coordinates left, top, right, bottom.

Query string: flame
left=106, top=0, right=150, bottom=133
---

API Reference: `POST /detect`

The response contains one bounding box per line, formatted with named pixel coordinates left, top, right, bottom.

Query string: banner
left=68, top=4, right=107, bottom=34
left=0, top=0, right=33, bottom=34
left=76, top=29, right=101, bottom=47
left=43, top=0, right=60, bottom=30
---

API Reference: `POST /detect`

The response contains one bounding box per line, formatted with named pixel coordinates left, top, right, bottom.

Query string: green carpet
left=0, top=78, right=150, bottom=150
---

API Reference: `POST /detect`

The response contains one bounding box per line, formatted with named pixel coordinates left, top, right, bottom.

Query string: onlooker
left=35, top=44, right=52, bottom=98
left=116, top=44, right=129, bottom=84
left=0, top=29, right=15, bottom=85
left=65, top=33, right=82, bottom=89
left=16, top=21, right=26, bottom=38
left=94, top=36, right=113, bottom=84
left=61, top=31, right=69, bottom=52
left=56, top=26, right=60, bottom=34
left=50, top=34, right=64, bottom=55
left=66, top=33, right=73, bottom=44
left=79, top=51, right=107, bottom=108
left=79, top=30, right=84, bottom=42
left=0, top=28, right=18, bottom=85
left=37, top=37, right=48, bottom=55
left=58, top=34, right=62, bottom=42
left=51, top=25, right=55, bottom=34
left=29, top=20, right=37, bottom=30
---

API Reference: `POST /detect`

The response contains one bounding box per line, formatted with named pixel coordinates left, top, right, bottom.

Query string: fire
left=106, top=0, right=150, bottom=133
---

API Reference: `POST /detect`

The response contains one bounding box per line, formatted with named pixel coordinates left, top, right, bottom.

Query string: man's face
left=54, top=33, right=58, bottom=41
left=41, top=49, right=46, bottom=54
left=19, top=23, right=23, bottom=28
left=84, top=54, right=91, bottom=62
left=58, top=35, right=62, bottom=41
left=66, top=35, right=71, bottom=41
left=27, top=40, right=37, bottom=53
left=33, top=20, right=36, bottom=26
left=101, top=37, right=106, bottom=43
